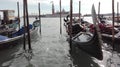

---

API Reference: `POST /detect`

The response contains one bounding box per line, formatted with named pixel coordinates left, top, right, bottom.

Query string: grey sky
left=0, top=0, right=120, bottom=16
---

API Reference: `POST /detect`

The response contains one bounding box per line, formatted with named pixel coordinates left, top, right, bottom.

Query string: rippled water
left=0, top=17, right=120, bottom=67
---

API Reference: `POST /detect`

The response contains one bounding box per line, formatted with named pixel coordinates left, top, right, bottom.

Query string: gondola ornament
left=92, top=4, right=103, bottom=46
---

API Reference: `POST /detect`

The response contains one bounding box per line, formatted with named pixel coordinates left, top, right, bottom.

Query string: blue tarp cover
left=0, top=35, right=8, bottom=41
left=12, top=24, right=33, bottom=37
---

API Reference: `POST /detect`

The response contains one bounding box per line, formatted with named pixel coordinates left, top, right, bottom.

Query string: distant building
left=51, top=1, right=55, bottom=15
left=56, top=9, right=69, bottom=14
left=0, top=10, right=15, bottom=24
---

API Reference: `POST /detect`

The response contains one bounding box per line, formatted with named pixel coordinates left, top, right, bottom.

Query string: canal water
left=0, top=17, right=120, bottom=67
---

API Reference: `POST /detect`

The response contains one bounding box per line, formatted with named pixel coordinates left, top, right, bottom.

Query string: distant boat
left=89, top=12, right=120, bottom=44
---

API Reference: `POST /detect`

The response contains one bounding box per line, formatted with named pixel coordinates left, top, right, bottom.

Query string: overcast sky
left=0, top=0, right=120, bottom=16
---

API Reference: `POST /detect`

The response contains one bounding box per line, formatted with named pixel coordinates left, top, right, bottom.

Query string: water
left=0, top=17, right=120, bottom=67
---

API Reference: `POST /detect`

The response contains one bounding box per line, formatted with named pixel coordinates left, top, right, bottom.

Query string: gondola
left=90, top=9, right=120, bottom=43
left=0, top=10, right=39, bottom=49
left=89, top=22, right=120, bottom=43
left=70, top=28, right=103, bottom=60
left=90, top=14, right=120, bottom=43
left=0, top=21, right=39, bottom=49
left=65, top=5, right=103, bottom=60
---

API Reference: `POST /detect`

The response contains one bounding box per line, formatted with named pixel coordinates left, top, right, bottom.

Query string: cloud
left=9, top=0, right=70, bottom=6
left=1, top=0, right=120, bottom=15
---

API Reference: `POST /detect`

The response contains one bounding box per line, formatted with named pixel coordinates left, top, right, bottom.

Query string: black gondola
left=65, top=5, right=103, bottom=60
left=69, top=29, right=103, bottom=60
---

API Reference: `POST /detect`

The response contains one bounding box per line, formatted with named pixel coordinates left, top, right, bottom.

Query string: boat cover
left=0, top=35, right=8, bottom=41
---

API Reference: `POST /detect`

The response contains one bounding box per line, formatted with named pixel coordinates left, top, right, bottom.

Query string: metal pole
left=60, top=0, right=62, bottom=34
left=69, top=0, right=73, bottom=49
left=25, top=0, right=32, bottom=50
left=79, top=1, right=81, bottom=24
left=23, top=0, right=26, bottom=50
left=112, top=0, right=115, bottom=50
left=38, top=3, right=41, bottom=35
left=98, top=2, right=100, bottom=19
left=17, top=2, right=20, bottom=30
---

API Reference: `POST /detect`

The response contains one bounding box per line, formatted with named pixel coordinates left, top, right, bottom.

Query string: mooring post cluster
left=23, top=0, right=32, bottom=50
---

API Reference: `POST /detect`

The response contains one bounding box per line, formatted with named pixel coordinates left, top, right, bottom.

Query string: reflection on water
left=0, top=17, right=120, bottom=67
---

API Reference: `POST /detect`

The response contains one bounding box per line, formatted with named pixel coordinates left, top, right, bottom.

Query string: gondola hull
left=102, top=34, right=120, bottom=43
left=68, top=30, right=103, bottom=60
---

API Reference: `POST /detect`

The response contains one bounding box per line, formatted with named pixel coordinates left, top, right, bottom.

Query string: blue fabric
left=0, top=35, right=8, bottom=41
left=12, top=24, right=33, bottom=37
left=29, top=24, right=33, bottom=29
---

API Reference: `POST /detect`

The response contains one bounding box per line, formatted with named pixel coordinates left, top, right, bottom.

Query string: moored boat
left=0, top=10, right=39, bottom=49
left=64, top=5, right=103, bottom=60
left=89, top=14, right=120, bottom=43
left=69, top=29, right=103, bottom=60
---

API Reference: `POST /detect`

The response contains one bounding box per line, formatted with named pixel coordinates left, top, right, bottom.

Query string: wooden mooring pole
left=25, top=0, right=32, bottom=50
left=60, top=0, right=62, bottom=34
left=98, top=2, right=100, bottom=19
left=23, top=0, right=26, bottom=50
left=38, top=3, right=41, bottom=35
left=79, top=1, right=81, bottom=24
left=112, top=0, right=115, bottom=50
left=24, top=0, right=32, bottom=50
left=17, top=2, right=20, bottom=30
left=117, top=2, right=119, bottom=24
left=69, top=0, right=73, bottom=49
